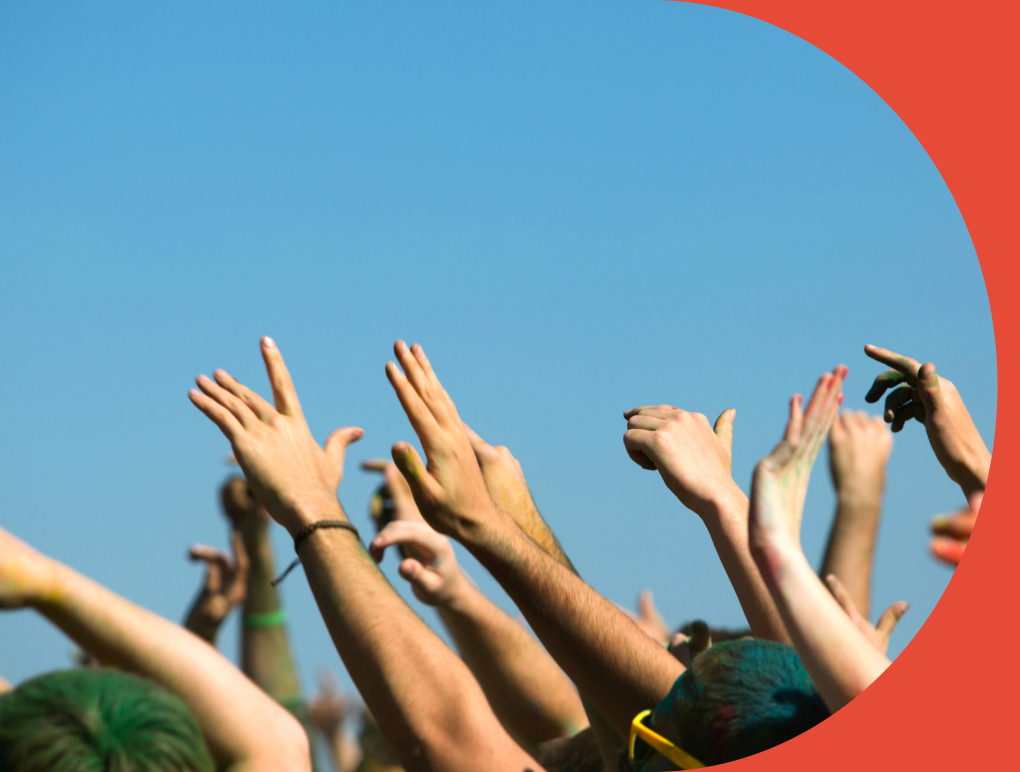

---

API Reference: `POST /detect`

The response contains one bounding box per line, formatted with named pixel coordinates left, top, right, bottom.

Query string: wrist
left=835, top=487, right=883, bottom=515
left=284, top=497, right=347, bottom=538
left=699, top=482, right=749, bottom=526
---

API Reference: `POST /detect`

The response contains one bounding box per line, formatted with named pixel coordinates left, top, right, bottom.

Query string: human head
left=535, top=727, right=604, bottom=772
left=0, top=668, right=215, bottom=772
left=628, top=639, right=829, bottom=769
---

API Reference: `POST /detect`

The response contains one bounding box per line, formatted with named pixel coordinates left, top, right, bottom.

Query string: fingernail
left=931, top=515, right=950, bottom=528
left=197, top=374, right=212, bottom=385
left=838, top=393, right=844, bottom=404
left=263, top=336, right=276, bottom=349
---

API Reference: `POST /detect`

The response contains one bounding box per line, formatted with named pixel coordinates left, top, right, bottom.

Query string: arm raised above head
left=864, top=345, right=990, bottom=497
left=189, top=337, right=540, bottom=772
left=382, top=340, right=683, bottom=739
left=622, top=402, right=791, bottom=644
left=749, top=365, right=892, bottom=712
left=0, top=526, right=310, bottom=772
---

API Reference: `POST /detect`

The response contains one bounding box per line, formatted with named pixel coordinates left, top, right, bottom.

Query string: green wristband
left=243, top=609, right=288, bottom=628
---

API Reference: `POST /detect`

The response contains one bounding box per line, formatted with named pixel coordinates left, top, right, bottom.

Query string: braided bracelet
left=271, top=520, right=361, bottom=587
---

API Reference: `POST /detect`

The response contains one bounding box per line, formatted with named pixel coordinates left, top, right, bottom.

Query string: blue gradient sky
left=0, top=0, right=994, bottom=719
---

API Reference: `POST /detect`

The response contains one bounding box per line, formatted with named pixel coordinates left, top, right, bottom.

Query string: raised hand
left=384, top=341, right=498, bottom=540
left=750, top=366, right=847, bottom=554
left=184, top=533, right=249, bottom=642
left=864, top=345, right=990, bottom=496
left=824, top=574, right=907, bottom=656
left=370, top=520, right=466, bottom=606
left=622, top=405, right=739, bottom=518
left=828, top=411, right=892, bottom=505
left=221, top=476, right=271, bottom=530
left=308, top=670, right=349, bottom=738
left=189, top=337, right=363, bottom=535
left=930, top=492, right=983, bottom=567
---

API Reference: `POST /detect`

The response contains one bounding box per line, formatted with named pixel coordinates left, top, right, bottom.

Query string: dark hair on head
left=0, top=668, right=215, bottom=772
left=628, top=639, right=830, bottom=770
left=536, top=728, right=605, bottom=772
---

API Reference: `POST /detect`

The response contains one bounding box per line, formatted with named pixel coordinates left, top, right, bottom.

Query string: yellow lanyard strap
left=629, top=709, right=705, bottom=770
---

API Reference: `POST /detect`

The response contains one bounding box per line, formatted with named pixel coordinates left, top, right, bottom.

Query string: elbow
left=253, top=708, right=313, bottom=772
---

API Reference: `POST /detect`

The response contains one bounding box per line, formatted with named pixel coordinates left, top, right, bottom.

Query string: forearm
left=437, top=573, right=588, bottom=751
left=461, top=515, right=683, bottom=739
left=700, top=487, right=792, bottom=644
left=239, top=524, right=303, bottom=703
left=34, top=561, right=308, bottom=770
left=299, top=520, right=537, bottom=772
left=755, top=542, right=889, bottom=712
left=820, top=492, right=883, bottom=617
left=184, top=592, right=226, bottom=646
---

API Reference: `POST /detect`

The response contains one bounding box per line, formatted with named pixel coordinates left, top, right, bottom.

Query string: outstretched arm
left=749, top=366, right=891, bottom=712
left=820, top=411, right=892, bottom=617
left=0, top=528, right=310, bottom=771
left=383, top=340, right=683, bottom=739
left=189, top=337, right=540, bottom=772
left=371, top=517, right=588, bottom=753
left=622, top=403, right=791, bottom=643
left=864, top=345, right=990, bottom=497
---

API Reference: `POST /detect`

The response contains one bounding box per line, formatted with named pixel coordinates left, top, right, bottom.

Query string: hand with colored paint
left=188, top=337, right=364, bottom=536
left=749, top=366, right=847, bottom=555
left=930, top=492, right=982, bottom=567
left=370, top=520, right=466, bottom=607
left=183, top=533, right=249, bottom=644
left=824, top=574, right=907, bottom=656
left=622, top=404, right=740, bottom=519
left=864, top=345, right=990, bottom=497
left=750, top=365, right=892, bottom=712
left=384, top=341, right=501, bottom=541
left=0, top=527, right=58, bottom=609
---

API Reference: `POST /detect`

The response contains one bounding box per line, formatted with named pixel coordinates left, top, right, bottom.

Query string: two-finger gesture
left=189, top=337, right=363, bottom=535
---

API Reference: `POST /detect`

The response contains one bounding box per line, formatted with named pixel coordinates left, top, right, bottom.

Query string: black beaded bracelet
left=271, top=520, right=361, bottom=587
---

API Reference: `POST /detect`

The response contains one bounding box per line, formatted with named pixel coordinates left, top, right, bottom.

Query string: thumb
left=916, top=363, right=942, bottom=410
left=323, top=427, right=364, bottom=479
left=391, top=442, right=441, bottom=504
left=875, top=601, right=909, bottom=639
left=713, top=408, right=736, bottom=454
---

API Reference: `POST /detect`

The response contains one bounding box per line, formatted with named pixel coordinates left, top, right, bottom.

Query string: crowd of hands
left=0, top=337, right=989, bottom=771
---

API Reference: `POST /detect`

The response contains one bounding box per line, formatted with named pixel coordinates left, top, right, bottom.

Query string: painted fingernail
left=262, top=336, right=276, bottom=349
left=838, top=393, right=844, bottom=404
left=931, top=515, right=950, bottom=528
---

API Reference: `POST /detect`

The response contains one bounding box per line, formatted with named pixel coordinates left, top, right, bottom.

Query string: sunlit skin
left=383, top=340, right=683, bottom=740
left=183, top=532, right=249, bottom=645
left=0, top=525, right=311, bottom=771
left=930, top=492, right=982, bottom=567
left=824, top=575, right=907, bottom=657
left=190, top=337, right=541, bottom=772
left=864, top=345, right=991, bottom=497
left=621, top=401, right=792, bottom=645
left=749, top=366, right=893, bottom=712
left=820, top=410, right=893, bottom=618
left=370, top=516, right=589, bottom=754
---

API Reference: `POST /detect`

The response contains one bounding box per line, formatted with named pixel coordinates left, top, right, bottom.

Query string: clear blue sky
left=0, top=0, right=994, bottom=717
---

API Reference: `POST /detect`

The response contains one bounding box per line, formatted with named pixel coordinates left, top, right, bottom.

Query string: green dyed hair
left=0, top=668, right=215, bottom=772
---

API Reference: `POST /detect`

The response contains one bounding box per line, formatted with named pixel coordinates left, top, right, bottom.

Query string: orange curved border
left=665, top=1, right=1018, bottom=769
